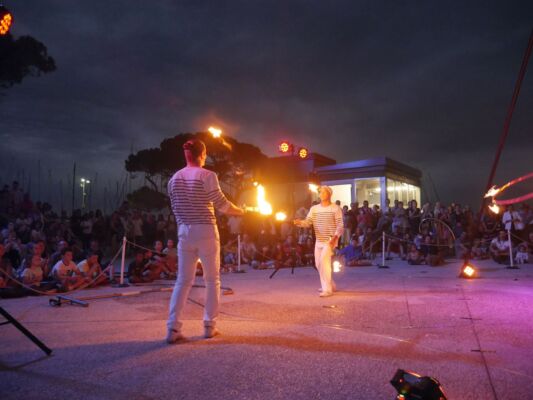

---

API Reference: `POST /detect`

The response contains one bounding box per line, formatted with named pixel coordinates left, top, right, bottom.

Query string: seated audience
left=490, top=231, right=510, bottom=264
left=77, top=251, right=108, bottom=287
left=51, top=248, right=88, bottom=291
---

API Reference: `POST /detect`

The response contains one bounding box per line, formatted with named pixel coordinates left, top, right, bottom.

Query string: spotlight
left=0, top=6, right=13, bottom=35
left=278, top=141, right=291, bottom=154
left=298, top=147, right=309, bottom=159
left=275, top=211, right=287, bottom=222
left=390, top=369, right=447, bottom=400
left=459, top=262, right=476, bottom=279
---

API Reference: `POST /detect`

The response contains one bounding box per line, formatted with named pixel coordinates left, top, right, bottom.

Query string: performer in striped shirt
left=166, top=139, right=244, bottom=343
left=294, top=186, right=343, bottom=297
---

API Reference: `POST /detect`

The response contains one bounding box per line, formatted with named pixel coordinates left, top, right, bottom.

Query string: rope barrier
left=0, top=245, right=123, bottom=297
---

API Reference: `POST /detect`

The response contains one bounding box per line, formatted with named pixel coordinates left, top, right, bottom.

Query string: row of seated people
left=0, top=238, right=180, bottom=295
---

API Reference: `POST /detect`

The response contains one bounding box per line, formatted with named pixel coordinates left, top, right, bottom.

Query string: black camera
left=390, top=369, right=447, bottom=400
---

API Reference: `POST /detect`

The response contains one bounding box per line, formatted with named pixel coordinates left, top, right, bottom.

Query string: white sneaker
left=165, top=329, right=186, bottom=344
left=204, top=326, right=220, bottom=339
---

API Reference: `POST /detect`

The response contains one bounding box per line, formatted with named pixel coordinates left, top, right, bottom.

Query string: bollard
left=237, top=234, right=242, bottom=272
left=507, top=229, right=518, bottom=269
left=115, top=236, right=130, bottom=287
left=379, top=231, right=389, bottom=269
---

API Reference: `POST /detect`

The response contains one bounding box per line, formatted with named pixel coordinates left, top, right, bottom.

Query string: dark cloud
left=1, top=0, right=532, bottom=208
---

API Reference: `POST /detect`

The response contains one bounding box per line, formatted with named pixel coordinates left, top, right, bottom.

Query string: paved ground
left=1, top=258, right=533, bottom=400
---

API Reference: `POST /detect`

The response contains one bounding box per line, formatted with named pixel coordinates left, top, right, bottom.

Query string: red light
left=279, top=141, right=290, bottom=153
left=0, top=7, right=13, bottom=36
left=298, top=147, right=308, bottom=159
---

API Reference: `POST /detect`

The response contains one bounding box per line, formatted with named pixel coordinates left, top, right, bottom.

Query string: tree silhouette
left=125, top=132, right=268, bottom=209
left=0, top=33, right=56, bottom=90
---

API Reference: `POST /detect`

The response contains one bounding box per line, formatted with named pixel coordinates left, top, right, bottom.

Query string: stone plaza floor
left=1, top=258, right=533, bottom=399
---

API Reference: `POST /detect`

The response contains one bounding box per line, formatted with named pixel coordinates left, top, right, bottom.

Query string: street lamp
left=80, top=178, right=90, bottom=209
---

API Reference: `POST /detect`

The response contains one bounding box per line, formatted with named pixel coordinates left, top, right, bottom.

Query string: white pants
left=315, top=241, right=334, bottom=294
left=167, top=224, right=220, bottom=332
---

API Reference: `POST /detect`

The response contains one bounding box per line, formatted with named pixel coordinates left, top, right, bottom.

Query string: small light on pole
left=80, top=178, right=90, bottom=209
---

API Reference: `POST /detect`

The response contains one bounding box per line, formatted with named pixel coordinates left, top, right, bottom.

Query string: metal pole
left=480, top=29, right=533, bottom=216
left=507, top=229, right=516, bottom=269
left=71, top=162, right=76, bottom=213
left=379, top=231, right=389, bottom=268
left=117, top=236, right=129, bottom=286
left=237, top=234, right=241, bottom=272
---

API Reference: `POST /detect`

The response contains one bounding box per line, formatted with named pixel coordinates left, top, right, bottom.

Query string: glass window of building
left=354, top=178, right=381, bottom=207
left=329, top=184, right=352, bottom=207
left=386, top=178, right=420, bottom=205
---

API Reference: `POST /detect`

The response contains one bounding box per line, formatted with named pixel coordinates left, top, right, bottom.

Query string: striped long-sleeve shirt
left=302, top=203, right=344, bottom=244
left=167, top=166, right=232, bottom=225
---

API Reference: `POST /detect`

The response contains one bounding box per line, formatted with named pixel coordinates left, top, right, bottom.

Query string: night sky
left=1, top=1, right=532, bottom=209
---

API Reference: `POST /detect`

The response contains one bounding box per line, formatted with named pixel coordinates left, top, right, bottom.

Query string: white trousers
left=315, top=241, right=334, bottom=293
left=167, top=224, right=220, bottom=332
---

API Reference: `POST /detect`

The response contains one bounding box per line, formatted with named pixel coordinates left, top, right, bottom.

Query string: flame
left=309, top=183, right=319, bottom=193
left=257, top=185, right=272, bottom=215
left=208, top=126, right=222, bottom=138
left=484, top=185, right=500, bottom=198
left=462, top=265, right=475, bottom=278
left=333, top=260, right=342, bottom=273
left=275, top=211, right=287, bottom=221
left=488, top=203, right=500, bottom=214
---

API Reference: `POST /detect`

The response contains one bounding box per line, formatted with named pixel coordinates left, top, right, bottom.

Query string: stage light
left=278, top=141, right=291, bottom=153
left=0, top=6, right=13, bottom=36
left=390, top=369, right=447, bottom=400
left=275, top=211, right=287, bottom=221
left=459, top=262, right=476, bottom=279
left=332, top=259, right=342, bottom=273
left=208, top=126, right=222, bottom=138
left=298, top=147, right=308, bottom=159
left=309, top=183, right=319, bottom=193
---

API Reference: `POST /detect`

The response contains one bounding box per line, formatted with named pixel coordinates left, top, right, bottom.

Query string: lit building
left=315, top=157, right=422, bottom=208
left=250, top=154, right=422, bottom=212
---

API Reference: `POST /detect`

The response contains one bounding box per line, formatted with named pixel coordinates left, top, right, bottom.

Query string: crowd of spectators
left=220, top=198, right=533, bottom=270
left=0, top=181, right=179, bottom=297
left=1, top=180, right=532, bottom=298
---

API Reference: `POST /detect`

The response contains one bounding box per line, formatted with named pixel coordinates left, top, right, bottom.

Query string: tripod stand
left=0, top=306, right=52, bottom=355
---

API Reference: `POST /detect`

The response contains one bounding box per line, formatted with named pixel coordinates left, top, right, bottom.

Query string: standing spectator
left=408, top=200, right=421, bottom=234
left=131, top=211, right=144, bottom=245
left=80, top=214, right=94, bottom=248
left=502, top=205, right=524, bottom=240
left=156, top=214, right=167, bottom=241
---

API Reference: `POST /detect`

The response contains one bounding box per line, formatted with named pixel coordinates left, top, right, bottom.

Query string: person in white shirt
left=502, top=205, right=524, bottom=238
left=294, top=186, right=343, bottom=297
left=166, top=139, right=244, bottom=343
left=52, top=248, right=88, bottom=291
left=490, top=231, right=510, bottom=264
left=77, top=252, right=108, bottom=287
